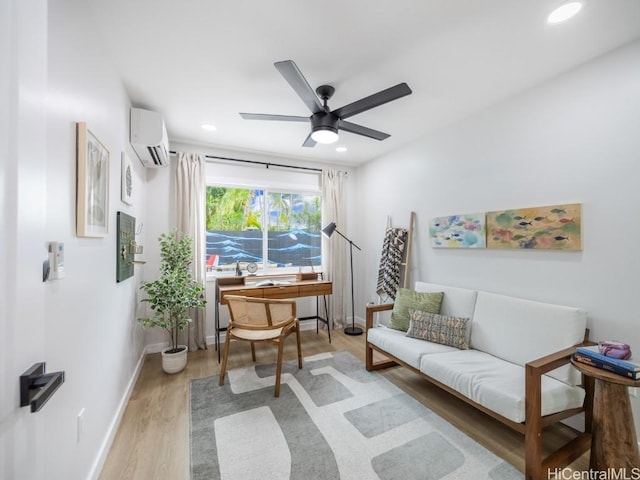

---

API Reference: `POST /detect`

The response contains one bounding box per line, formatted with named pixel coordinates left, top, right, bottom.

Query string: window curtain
left=321, top=169, right=347, bottom=329
left=175, top=152, right=207, bottom=350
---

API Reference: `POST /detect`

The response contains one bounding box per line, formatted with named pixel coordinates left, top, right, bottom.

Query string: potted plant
left=139, top=229, right=206, bottom=374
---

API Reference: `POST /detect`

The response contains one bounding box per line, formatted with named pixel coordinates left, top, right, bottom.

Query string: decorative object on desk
left=322, top=222, right=362, bottom=336
left=296, top=272, right=318, bottom=281
left=598, top=340, right=632, bottom=359
left=486, top=203, right=582, bottom=250
left=76, top=122, right=109, bottom=237
left=235, top=261, right=242, bottom=276
left=121, top=151, right=133, bottom=206
left=139, top=229, right=207, bottom=374
left=574, top=345, right=640, bottom=380
left=246, top=262, right=258, bottom=275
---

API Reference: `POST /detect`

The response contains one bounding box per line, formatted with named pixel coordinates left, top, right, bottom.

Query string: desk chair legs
left=218, top=333, right=232, bottom=389
left=295, top=320, right=302, bottom=368
left=218, top=321, right=303, bottom=398
left=274, top=321, right=302, bottom=397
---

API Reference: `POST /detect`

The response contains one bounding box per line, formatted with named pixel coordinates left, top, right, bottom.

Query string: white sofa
left=365, top=282, right=594, bottom=480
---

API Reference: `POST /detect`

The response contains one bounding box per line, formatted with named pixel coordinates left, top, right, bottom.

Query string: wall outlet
left=629, top=387, right=638, bottom=398
left=77, top=408, right=85, bottom=443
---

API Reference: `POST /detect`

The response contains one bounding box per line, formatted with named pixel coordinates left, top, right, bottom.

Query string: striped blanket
left=376, top=228, right=408, bottom=300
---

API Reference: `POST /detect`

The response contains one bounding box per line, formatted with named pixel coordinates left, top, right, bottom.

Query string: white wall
left=353, top=40, right=640, bottom=434
left=1, top=1, right=148, bottom=479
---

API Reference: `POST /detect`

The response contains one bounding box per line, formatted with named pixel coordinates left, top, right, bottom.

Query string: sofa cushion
left=414, top=282, right=477, bottom=318
left=470, top=291, right=587, bottom=385
left=406, top=310, right=471, bottom=350
left=368, top=326, right=459, bottom=369
left=389, top=288, right=443, bottom=332
left=419, top=350, right=586, bottom=423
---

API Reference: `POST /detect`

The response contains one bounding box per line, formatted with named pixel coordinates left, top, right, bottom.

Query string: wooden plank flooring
left=99, top=328, right=588, bottom=479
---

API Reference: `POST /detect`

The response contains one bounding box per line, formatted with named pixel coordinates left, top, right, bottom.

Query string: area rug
left=190, top=351, right=523, bottom=480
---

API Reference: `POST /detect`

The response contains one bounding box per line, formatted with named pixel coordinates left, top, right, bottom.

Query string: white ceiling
left=86, top=0, right=640, bottom=166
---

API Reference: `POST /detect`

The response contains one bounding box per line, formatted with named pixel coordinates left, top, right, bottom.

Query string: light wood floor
left=99, top=328, right=588, bottom=479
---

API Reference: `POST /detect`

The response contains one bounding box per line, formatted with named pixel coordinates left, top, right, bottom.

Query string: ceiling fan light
left=311, top=127, right=339, bottom=144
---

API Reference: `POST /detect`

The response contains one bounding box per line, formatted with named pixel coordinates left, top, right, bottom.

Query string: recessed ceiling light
left=201, top=123, right=217, bottom=132
left=336, top=146, right=347, bottom=153
left=547, top=2, right=583, bottom=24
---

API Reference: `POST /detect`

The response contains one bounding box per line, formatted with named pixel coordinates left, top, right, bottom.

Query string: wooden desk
left=571, top=359, right=640, bottom=469
left=214, top=275, right=332, bottom=361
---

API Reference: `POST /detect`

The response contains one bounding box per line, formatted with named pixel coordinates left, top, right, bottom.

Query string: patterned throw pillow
left=389, top=289, right=444, bottom=332
left=406, top=309, right=471, bottom=350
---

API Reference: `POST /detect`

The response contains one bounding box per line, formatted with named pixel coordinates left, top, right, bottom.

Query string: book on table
left=255, top=279, right=291, bottom=287
left=573, top=345, right=640, bottom=380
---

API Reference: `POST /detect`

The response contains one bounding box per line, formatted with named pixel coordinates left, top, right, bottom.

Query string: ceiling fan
left=240, top=60, right=412, bottom=147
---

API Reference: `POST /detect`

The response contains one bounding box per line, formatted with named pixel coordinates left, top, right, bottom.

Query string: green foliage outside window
left=206, top=187, right=262, bottom=231
left=206, top=187, right=321, bottom=232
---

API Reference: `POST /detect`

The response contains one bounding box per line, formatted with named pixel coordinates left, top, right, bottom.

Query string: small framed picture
left=76, top=122, right=109, bottom=237
left=121, top=152, right=133, bottom=206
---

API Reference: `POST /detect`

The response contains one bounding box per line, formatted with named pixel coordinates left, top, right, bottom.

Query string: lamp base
left=344, top=326, right=363, bottom=336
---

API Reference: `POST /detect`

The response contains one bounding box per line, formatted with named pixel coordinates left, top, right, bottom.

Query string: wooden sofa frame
left=365, top=303, right=595, bottom=480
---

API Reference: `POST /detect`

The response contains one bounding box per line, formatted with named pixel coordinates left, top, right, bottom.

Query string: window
left=205, top=186, right=322, bottom=273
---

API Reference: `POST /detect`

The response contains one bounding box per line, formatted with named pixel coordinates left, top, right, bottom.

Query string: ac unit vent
left=130, top=108, right=169, bottom=168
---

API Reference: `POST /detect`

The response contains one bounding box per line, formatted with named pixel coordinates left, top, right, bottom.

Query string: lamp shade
left=322, top=222, right=337, bottom=238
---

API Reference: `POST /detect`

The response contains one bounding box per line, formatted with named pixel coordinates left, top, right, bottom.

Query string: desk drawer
left=220, top=288, right=263, bottom=303
left=265, top=285, right=299, bottom=299
left=299, top=282, right=332, bottom=296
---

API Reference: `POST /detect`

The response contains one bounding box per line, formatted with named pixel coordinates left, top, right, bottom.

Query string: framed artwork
left=486, top=203, right=582, bottom=250
left=121, top=152, right=133, bottom=206
left=116, top=212, right=135, bottom=282
left=76, top=122, right=109, bottom=237
left=430, top=212, right=486, bottom=248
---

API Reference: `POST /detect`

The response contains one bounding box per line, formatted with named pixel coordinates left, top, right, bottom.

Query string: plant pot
left=161, top=345, right=188, bottom=374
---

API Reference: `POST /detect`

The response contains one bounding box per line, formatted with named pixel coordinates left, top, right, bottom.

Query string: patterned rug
left=190, top=351, right=523, bottom=480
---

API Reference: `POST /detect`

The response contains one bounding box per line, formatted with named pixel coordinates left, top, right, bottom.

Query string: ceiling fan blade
left=332, top=83, right=412, bottom=120
left=302, top=133, right=317, bottom=148
left=239, top=113, right=309, bottom=123
left=274, top=60, right=324, bottom=114
left=338, top=120, right=390, bottom=141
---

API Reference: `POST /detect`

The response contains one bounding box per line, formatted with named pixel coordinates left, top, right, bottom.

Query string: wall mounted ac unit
left=130, top=107, right=170, bottom=168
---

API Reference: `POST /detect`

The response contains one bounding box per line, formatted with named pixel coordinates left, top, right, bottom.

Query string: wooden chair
left=219, top=295, right=302, bottom=397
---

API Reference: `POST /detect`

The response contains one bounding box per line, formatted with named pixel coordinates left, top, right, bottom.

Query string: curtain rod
left=169, top=150, right=347, bottom=174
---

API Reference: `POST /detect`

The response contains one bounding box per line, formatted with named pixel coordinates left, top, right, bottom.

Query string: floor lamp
left=322, top=222, right=362, bottom=336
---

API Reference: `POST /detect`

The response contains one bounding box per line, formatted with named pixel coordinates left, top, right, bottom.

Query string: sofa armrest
left=524, top=337, right=596, bottom=477
left=526, top=341, right=595, bottom=375
left=365, top=303, right=394, bottom=330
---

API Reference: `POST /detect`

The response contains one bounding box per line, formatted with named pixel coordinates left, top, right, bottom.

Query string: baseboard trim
left=146, top=341, right=170, bottom=354
left=150, top=316, right=364, bottom=351
left=87, top=346, right=147, bottom=480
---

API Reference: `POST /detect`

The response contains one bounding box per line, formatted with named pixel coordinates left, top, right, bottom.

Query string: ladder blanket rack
left=375, top=211, right=415, bottom=301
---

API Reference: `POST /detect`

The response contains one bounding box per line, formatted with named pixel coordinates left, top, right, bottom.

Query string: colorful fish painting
left=486, top=203, right=581, bottom=250
left=430, top=212, right=486, bottom=248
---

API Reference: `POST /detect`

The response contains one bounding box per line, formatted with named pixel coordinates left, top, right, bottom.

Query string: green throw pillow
left=406, top=309, right=471, bottom=349
left=389, top=289, right=444, bottom=332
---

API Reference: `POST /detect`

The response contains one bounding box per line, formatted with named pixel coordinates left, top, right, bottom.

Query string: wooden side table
left=571, top=359, right=640, bottom=469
